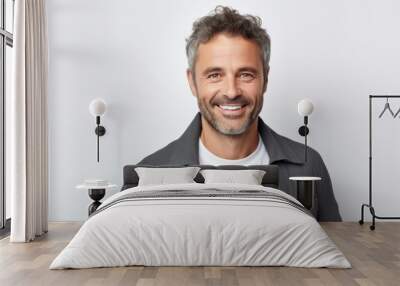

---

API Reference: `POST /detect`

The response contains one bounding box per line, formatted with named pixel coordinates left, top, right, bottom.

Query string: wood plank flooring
left=0, top=222, right=399, bottom=286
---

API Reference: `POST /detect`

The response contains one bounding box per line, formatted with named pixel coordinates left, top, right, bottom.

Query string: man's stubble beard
left=195, top=89, right=264, bottom=136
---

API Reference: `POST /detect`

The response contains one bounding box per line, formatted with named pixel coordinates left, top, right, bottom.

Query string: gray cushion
left=135, top=166, right=200, bottom=186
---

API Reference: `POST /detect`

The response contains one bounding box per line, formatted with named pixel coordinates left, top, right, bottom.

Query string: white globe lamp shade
left=89, top=98, right=107, bottom=117
left=298, top=99, right=314, bottom=116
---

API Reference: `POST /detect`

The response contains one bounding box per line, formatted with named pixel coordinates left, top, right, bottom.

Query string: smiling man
left=138, top=6, right=342, bottom=221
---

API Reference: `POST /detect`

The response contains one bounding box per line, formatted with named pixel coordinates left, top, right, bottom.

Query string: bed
left=50, top=165, right=350, bottom=269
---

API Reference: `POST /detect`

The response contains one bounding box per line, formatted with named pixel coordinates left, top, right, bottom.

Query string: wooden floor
left=0, top=222, right=399, bottom=286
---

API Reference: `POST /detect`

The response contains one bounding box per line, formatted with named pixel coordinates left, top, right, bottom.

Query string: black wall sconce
left=89, top=98, right=107, bottom=162
left=297, top=99, right=314, bottom=162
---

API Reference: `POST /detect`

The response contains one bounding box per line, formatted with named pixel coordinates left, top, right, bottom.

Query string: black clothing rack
left=359, top=95, right=400, bottom=230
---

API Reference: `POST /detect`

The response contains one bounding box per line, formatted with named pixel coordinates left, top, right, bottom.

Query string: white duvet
left=50, top=183, right=351, bottom=269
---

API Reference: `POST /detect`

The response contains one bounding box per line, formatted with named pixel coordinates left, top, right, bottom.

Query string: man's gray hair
left=185, top=6, right=271, bottom=83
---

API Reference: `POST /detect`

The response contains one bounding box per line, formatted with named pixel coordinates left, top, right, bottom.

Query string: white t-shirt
left=198, top=135, right=270, bottom=166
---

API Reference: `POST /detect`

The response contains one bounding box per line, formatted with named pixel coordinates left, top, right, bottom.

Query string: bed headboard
left=121, top=164, right=279, bottom=191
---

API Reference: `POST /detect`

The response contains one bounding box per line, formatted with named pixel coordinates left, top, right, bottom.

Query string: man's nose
left=223, top=75, right=241, bottom=99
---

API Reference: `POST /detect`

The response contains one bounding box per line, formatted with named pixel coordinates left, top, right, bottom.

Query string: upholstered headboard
left=121, top=164, right=279, bottom=191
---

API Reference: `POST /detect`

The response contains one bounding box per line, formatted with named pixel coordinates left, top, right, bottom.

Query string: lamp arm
left=304, top=116, right=308, bottom=162
left=96, top=116, right=100, bottom=162
left=93, top=116, right=106, bottom=162
left=305, top=130, right=307, bottom=162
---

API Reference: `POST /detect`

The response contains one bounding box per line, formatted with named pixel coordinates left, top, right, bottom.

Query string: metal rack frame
left=359, top=95, right=400, bottom=230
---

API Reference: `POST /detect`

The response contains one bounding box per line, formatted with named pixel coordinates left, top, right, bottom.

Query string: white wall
left=47, top=0, right=400, bottom=221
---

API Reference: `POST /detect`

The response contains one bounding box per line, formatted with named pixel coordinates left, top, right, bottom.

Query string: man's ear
left=262, top=66, right=270, bottom=94
left=186, top=68, right=198, bottom=97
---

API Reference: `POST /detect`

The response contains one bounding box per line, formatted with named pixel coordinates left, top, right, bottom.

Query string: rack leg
left=370, top=206, right=376, bottom=231
left=359, top=204, right=366, bottom=225
left=359, top=203, right=377, bottom=230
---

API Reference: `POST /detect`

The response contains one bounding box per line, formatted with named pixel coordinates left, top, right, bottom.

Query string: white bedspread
left=50, top=183, right=351, bottom=269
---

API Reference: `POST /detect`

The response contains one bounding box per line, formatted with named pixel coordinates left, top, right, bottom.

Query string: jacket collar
left=169, top=112, right=304, bottom=165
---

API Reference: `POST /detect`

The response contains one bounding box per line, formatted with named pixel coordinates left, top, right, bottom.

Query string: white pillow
left=200, top=169, right=266, bottom=185
left=135, top=167, right=201, bottom=186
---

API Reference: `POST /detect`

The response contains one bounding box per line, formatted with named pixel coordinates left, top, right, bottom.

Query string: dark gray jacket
left=138, top=112, right=342, bottom=221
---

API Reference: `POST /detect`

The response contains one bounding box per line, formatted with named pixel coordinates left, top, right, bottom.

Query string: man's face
left=187, top=33, right=268, bottom=135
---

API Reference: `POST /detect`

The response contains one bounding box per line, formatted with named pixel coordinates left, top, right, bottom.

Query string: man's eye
left=240, top=73, right=254, bottom=79
left=207, top=73, right=220, bottom=79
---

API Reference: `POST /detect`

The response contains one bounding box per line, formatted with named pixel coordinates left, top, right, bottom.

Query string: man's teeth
left=219, top=105, right=243, bottom=110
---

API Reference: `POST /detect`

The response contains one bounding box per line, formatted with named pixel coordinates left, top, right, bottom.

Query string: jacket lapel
left=258, top=118, right=305, bottom=165
left=168, top=112, right=202, bottom=165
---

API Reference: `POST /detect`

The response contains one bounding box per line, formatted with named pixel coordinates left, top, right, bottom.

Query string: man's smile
left=216, top=104, right=247, bottom=118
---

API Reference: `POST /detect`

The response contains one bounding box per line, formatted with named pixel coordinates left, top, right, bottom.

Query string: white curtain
left=8, top=0, right=48, bottom=242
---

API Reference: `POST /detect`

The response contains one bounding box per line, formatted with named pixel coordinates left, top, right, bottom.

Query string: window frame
left=0, top=0, right=14, bottom=232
